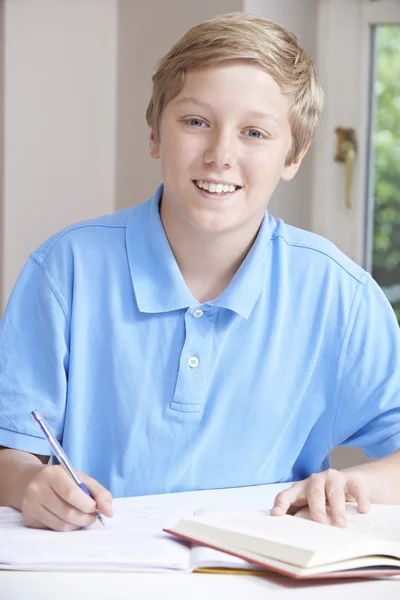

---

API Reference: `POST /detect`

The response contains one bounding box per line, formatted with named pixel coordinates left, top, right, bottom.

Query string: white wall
left=2, top=0, right=118, bottom=308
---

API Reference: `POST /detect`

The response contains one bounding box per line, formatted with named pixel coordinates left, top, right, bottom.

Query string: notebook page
left=0, top=503, right=193, bottom=572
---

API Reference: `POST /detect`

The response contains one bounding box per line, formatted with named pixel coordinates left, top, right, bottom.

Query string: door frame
left=311, top=0, right=400, bottom=267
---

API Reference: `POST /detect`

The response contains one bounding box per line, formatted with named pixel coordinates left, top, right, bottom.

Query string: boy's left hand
left=271, top=469, right=371, bottom=528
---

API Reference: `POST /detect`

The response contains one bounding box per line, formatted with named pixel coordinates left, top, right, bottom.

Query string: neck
left=160, top=204, right=261, bottom=304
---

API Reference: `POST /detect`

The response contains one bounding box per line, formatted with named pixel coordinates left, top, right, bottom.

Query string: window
left=369, top=25, right=400, bottom=321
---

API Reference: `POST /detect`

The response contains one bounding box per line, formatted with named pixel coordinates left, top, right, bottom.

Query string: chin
left=187, top=215, right=236, bottom=234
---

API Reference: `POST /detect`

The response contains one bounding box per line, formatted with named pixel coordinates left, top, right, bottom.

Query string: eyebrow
left=173, top=97, right=281, bottom=124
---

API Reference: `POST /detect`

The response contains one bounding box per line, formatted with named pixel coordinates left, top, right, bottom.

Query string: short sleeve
left=0, top=256, right=70, bottom=454
left=332, top=276, right=400, bottom=457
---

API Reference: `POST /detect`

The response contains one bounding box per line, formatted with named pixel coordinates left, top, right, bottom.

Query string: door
left=312, top=0, right=400, bottom=319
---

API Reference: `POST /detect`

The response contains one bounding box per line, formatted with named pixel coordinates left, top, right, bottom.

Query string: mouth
left=193, top=179, right=242, bottom=196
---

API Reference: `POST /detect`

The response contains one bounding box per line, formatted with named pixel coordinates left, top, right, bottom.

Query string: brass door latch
left=334, top=127, right=358, bottom=209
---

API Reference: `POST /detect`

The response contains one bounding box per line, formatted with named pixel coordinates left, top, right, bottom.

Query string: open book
left=165, top=503, right=400, bottom=579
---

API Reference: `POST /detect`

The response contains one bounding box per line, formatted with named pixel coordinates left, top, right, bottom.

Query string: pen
left=31, top=410, right=105, bottom=527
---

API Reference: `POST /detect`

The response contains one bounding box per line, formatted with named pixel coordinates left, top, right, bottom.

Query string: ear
left=149, top=129, right=160, bottom=159
left=281, top=141, right=311, bottom=182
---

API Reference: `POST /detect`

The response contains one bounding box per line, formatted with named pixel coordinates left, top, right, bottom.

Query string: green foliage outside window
left=372, top=26, right=400, bottom=323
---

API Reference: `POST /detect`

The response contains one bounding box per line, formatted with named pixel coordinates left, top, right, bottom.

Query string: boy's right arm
left=0, top=447, right=113, bottom=531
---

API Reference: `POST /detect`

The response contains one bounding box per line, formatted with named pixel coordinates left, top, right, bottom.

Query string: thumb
left=79, top=472, right=114, bottom=518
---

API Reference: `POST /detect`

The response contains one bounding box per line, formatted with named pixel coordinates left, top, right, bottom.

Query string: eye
left=244, top=129, right=264, bottom=140
left=187, top=118, right=206, bottom=128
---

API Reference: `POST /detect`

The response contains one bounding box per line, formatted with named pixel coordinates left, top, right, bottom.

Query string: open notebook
left=0, top=501, right=265, bottom=573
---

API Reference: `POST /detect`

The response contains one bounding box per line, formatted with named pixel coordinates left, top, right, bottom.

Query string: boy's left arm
left=271, top=448, right=400, bottom=527
left=272, top=276, right=400, bottom=528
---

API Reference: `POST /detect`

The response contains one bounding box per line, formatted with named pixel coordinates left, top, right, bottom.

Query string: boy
left=0, top=13, right=399, bottom=532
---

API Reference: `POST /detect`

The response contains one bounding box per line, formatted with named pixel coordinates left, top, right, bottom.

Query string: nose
left=203, top=129, right=237, bottom=169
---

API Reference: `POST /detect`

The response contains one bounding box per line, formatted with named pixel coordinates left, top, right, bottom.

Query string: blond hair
left=146, top=12, right=324, bottom=164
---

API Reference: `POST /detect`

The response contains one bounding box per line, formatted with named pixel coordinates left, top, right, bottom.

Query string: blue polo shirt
left=1, top=185, right=400, bottom=498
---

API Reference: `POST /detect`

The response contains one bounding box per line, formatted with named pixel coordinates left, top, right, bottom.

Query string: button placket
left=169, top=307, right=217, bottom=417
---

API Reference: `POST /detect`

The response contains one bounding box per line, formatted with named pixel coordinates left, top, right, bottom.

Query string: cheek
left=242, top=154, right=271, bottom=182
left=245, top=147, right=287, bottom=182
left=163, top=132, right=201, bottom=166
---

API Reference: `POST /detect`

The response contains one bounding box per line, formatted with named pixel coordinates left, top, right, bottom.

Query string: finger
left=47, top=468, right=97, bottom=513
left=345, top=477, right=371, bottom=514
left=325, top=475, right=347, bottom=527
left=271, top=484, right=306, bottom=516
left=23, top=503, right=88, bottom=532
left=79, top=472, right=114, bottom=517
left=41, top=486, right=98, bottom=528
left=304, top=474, right=329, bottom=524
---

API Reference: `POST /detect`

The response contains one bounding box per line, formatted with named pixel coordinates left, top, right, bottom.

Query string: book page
left=296, top=503, right=400, bottom=543
left=0, top=503, right=193, bottom=572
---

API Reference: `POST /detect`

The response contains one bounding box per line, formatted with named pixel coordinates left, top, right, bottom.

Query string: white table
left=1, top=483, right=399, bottom=600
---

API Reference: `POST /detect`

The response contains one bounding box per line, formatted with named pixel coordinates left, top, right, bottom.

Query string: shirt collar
left=126, top=184, right=271, bottom=319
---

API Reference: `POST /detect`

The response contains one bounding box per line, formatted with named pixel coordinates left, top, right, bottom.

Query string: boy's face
left=150, top=61, right=307, bottom=239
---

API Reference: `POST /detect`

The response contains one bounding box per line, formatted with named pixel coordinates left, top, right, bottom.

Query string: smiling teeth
left=196, top=180, right=237, bottom=194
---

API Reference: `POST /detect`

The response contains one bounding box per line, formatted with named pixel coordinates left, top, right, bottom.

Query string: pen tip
left=96, top=512, right=106, bottom=527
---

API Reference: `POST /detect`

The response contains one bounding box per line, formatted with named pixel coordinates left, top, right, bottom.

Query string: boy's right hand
left=20, top=464, right=113, bottom=531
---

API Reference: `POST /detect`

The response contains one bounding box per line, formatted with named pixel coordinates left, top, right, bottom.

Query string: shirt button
left=193, top=309, right=204, bottom=319
left=188, top=356, right=199, bottom=368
